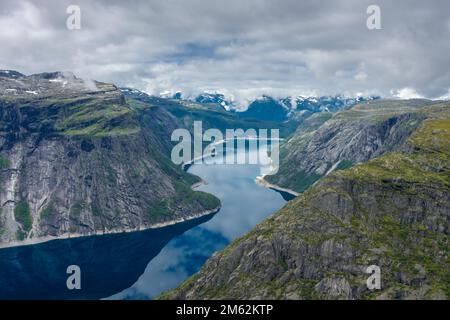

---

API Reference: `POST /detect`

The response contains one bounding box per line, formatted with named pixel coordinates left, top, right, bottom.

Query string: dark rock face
left=238, top=96, right=289, bottom=122
left=194, top=93, right=231, bottom=109
left=162, top=103, right=449, bottom=300
left=0, top=70, right=25, bottom=79
left=163, top=179, right=448, bottom=300
left=0, top=71, right=219, bottom=244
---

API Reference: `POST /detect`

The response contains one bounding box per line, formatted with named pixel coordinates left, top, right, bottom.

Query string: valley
left=0, top=70, right=448, bottom=300
left=162, top=102, right=450, bottom=300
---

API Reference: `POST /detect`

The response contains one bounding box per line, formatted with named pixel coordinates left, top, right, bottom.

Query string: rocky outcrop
left=0, top=71, right=219, bottom=245
left=161, top=103, right=449, bottom=300
left=267, top=99, right=437, bottom=192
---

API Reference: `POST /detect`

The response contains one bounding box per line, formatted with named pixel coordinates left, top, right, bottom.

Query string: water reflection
left=0, top=214, right=213, bottom=300
left=0, top=143, right=288, bottom=300
left=110, top=152, right=287, bottom=299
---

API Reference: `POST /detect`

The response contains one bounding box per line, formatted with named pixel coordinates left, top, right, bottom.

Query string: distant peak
left=29, top=71, right=76, bottom=80
left=0, top=70, right=25, bottom=79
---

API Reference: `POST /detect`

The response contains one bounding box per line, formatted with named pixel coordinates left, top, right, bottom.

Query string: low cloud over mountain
left=1, top=0, right=449, bottom=104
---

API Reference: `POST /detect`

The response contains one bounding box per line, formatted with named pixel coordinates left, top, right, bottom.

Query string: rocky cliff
left=0, top=71, right=219, bottom=245
left=161, top=103, right=449, bottom=300
left=267, top=99, right=437, bottom=192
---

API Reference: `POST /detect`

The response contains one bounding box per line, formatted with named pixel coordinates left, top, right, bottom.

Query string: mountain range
left=162, top=99, right=450, bottom=300
left=1, top=70, right=448, bottom=300
left=166, top=90, right=379, bottom=121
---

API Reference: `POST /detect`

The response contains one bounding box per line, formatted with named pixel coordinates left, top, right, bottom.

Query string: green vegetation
left=146, top=181, right=220, bottom=223
left=40, top=201, right=55, bottom=220
left=264, top=112, right=336, bottom=192
left=162, top=104, right=450, bottom=299
left=14, top=202, right=32, bottom=232
left=0, top=208, right=4, bottom=237
left=126, top=96, right=299, bottom=138
left=9, top=91, right=142, bottom=138
left=173, top=181, right=220, bottom=210
left=16, top=230, right=26, bottom=241
left=279, top=111, right=449, bottom=298
left=268, top=168, right=322, bottom=193
left=1, top=78, right=232, bottom=242
left=335, top=160, right=354, bottom=171
left=337, top=152, right=449, bottom=190
left=70, top=202, right=85, bottom=219
left=337, top=117, right=450, bottom=190
left=0, top=156, right=10, bottom=168
left=90, top=203, right=103, bottom=217
left=267, top=99, right=447, bottom=193
left=147, top=200, right=172, bottom=221
left=286, top=170, right=321, bottom=193
left=334, top=99, right=433, bottom=122
left=298, top=112, right=333, bottom=132
left=56, top=101, right=140, bottom=137
left=193, top=191, right=221, bottom=210
left=409, top=118, right=450, bottom=154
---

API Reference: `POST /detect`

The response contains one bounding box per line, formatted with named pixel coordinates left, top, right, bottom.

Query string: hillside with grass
left=161, top=103, right=449, bottom=300
left=266, top=99, right=438, bottom=192
left=0, top=71, right=219, bottom=245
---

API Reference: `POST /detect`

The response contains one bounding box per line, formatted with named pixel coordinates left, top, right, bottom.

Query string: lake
left=0, top=143, right=290, bottom=299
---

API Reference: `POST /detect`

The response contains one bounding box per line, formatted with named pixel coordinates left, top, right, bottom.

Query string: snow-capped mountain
left=236, top=95, right=379, bottom=121
left=0, top=70, right=106, bottom=97
left=193, top=92, right=235, bottom=110
left=295, top=95, right=379, bottom=113
left=122, top=86, right=379, bottom=122
left=156, top=91, right=234, bottom=110
left=0, top=70, right=25, bottom=79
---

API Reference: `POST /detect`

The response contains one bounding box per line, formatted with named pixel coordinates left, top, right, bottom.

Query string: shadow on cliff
left=0, top=213, right=214, bottom=300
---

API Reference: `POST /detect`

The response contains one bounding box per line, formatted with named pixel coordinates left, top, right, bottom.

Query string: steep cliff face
left=0, top=71, right=219, bottom=244
left=267, top=99, right=437, bottom=192
left=162, top=104, right=449, bottom=300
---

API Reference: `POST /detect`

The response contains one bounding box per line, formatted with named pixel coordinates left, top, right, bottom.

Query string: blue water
left=0, top=147, right=288, bottom=300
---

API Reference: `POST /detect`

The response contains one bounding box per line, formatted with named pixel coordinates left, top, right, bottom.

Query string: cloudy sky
left=0, top=0, right=449, bottom=104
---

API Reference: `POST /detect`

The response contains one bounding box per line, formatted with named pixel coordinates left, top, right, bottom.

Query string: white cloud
left=437, top=89, right=450, bottom=100
left=0, top=0, right=449, bottom=101
left=354, top=72, right=367, bottom=81
left=391, top=88, right=424, bottom=99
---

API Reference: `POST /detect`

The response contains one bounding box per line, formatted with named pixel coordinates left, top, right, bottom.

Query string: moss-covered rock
left=267, top=99, right=438, bottom=192
left=162, top=103, right=449, bottom=300
left=14, top=202, right=32, bottom=233
left=0, top=71, right=220, bottom=243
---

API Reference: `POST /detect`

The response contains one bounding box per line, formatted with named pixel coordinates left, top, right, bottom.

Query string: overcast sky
left=0, top=0, right=449, bottom=104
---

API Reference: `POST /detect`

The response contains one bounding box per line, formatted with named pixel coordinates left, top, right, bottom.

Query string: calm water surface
left=0, top=146, right=289, bottom=299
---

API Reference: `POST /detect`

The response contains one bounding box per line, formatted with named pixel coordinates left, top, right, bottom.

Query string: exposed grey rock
left=314, top=277, right=353, bottom=299
left=161, top=103, right=449, bottom=300
left=268, top=100, right=435, bottom=192
left=0, top=71, right=219, bottom=245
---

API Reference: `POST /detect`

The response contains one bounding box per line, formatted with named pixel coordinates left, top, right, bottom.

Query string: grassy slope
left=0, top=91, right=220, bottom=236
left=161, top=104, right=449, bottom=300
left=267, top=100, right=438, bottom=192
left=55, top=95, right=222, bottom=219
